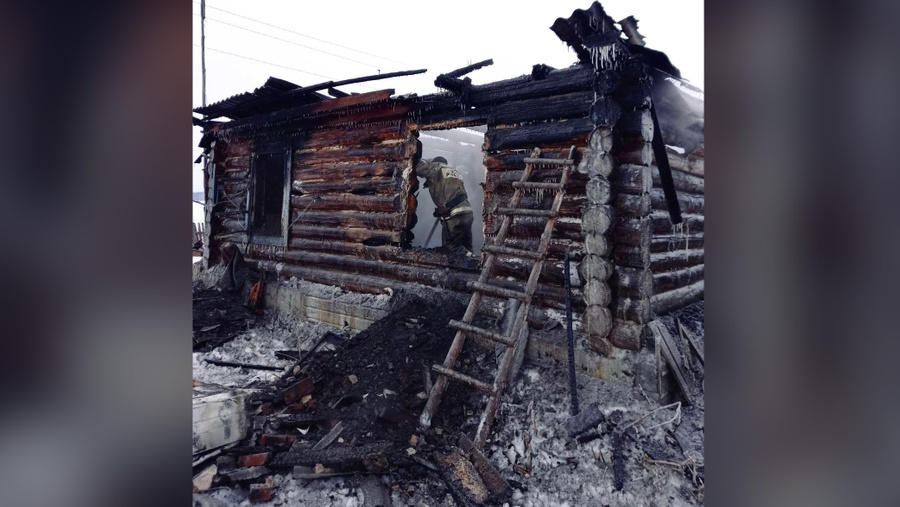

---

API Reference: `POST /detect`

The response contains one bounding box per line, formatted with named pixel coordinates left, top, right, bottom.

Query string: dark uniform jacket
left=415, top=159, right=473, bottom=218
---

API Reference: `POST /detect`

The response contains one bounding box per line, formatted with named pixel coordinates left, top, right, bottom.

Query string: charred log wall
left=203, top=86, right=598, bottom=322
left=201, top=52, right=703, bottom=343
left=606, top=60, right=705, bottom=350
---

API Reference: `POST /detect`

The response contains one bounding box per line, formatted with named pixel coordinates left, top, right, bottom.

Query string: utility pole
left=200, top=0, right=210, bottom=268
left=201, top=0, right=207, bottom=109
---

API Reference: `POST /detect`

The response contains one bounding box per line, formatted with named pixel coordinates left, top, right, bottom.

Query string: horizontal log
left=615, top=193, right=652, bottom=218
left=649, top=212, right=704, bottom=235
left=653, top=265, right=704, bottom=294
left=224, top=142, right=251, bottom=157
left=292, top=177, right=397, bottom=195
left=248, top=248, right=582, bottom=310
left=224, top=156, right=250, bottom=169
left=616, top=108, right=653, bottom=140
left=651, top=280, right=704, bottom=315
left=286, top=240, right=482, bottom=274
left=215, top=193, right=248, bottom=210
left=292, top=143, right=408, bottom=165
left=287, top=238, right=394, bottom=258
left=220, top=218, right=247, bottom=233
left=289, top=225, right=401, bottom=244
left=610, top=266, right=653, bottom=299
left=651, top=165, right=704, bottom=195
left=293, top=161, right=400, bottom=181
left=290, top=194, right=398, bottom=213
left=493, top=258, right=581, bottom=288
left=650, top=249, right=705, bottom=273
left=466, top=64, right=595, bottom=106
left=656, top=148, right=704, bottom=177
left=612, top=296, right=651, bottom=324
left=250, top=259, right=402, bottom=295
left=612, top=139, right=652, bottom=165
left=484, top=170, right=586, bottom=194
left=488, top=91, right=592, bottom=125
left=212, top=232, right=248, bottom=244
left=220, top=167, right=250, bottom=179
left=610, top=164, right=652, bottom=194
left=491, top=238, right=585, bottom=261
left=650, top=188, right=704, bottom=214
left=484, top=218, right=583, bottom=242
left=610, top=217, right=650, bottom=247
left=252, top=256, right=566, bottom=328
left=484, top=149, right=587, bottom=170
left=611, top=245, right=650, bottom=269
left=222, top=181, right=249, bottom=194
left=288, top=210, right=405, bottom=230
left=292, top=123, right=408, bottom=150
left=485, top=118, right=593, bottom=151
left=650, top=234, right=705, bottom=253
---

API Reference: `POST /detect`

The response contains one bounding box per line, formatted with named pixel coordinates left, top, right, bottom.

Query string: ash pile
left=193, top=267, right=705, bottom=505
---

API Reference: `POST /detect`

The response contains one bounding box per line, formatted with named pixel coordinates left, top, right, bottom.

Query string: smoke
left=651, top=69, right=705, bottom=154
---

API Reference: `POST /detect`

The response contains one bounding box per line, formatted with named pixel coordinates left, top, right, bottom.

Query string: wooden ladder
left=419, top=145, right=577, bottom=449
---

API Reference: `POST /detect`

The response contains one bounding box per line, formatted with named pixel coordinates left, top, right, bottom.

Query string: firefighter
left=415, top=156, right=474, bottom=254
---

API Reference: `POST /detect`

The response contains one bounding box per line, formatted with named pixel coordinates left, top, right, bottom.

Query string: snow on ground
left=192, top=317, right=341, bottom=388
left=193, top=293, right=704, bottom=506
left=485, top=365, right=703, bottom=506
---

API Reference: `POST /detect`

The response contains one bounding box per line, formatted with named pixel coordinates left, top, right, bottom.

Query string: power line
left=194, top=44, right=378, bottom=91
left=193, top=44, right=333, bottom=80
left=191, top=1, right=410, bottom=67
left=193, top=13, right=381, bottom=70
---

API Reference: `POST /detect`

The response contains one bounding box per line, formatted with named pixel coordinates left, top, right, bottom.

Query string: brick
left=260, top=434, right=295, bottom=447
left=282, top=378, right=314, bottom=405
left=283, top=403, right=309, bottom=414
left=249, top=484, right=274, bottom=503
left=237, top=452, right=271, bottom=467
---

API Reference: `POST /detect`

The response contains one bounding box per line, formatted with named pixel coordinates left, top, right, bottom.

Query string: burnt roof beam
left=195, top=68, right=426, bottom=118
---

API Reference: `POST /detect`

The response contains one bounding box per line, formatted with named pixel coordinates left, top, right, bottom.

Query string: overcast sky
left=192, top=0, right=703, bottom=192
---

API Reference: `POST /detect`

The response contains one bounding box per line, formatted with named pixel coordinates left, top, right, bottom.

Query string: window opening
left=248, top=142, right=290, bottom=245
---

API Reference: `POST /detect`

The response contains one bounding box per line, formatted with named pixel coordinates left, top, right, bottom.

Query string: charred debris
left=193, top=2, right=704, bottom=504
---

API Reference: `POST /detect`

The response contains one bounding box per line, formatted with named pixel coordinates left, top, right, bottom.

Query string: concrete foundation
left=262, top=277, right=632, bottom=381
left=264, top=278, right=393, bottom=333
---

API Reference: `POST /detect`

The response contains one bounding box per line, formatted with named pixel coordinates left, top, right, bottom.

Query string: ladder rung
left=511, top=181, right=564, bottom=190
left=481, top=244, right=544, bottom=260
left=432, top=365, right=495, bottom=394
left=523, top=158, right=575, bottom=166
left=449, top=320, right=515, bottom=346
left=496, top=207, right=557, bottom=217
left=467, top=281, right=528, bottom=301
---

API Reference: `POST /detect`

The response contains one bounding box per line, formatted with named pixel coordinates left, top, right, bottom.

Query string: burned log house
left=194, top=2, right=704, bottom=366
